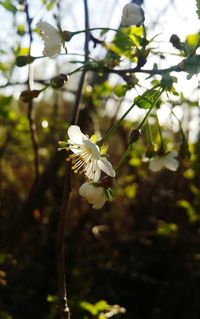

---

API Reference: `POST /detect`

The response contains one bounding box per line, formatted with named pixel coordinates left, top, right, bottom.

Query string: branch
left=25, top=1, right=39, bottom=184
left=56, top=0, right=90, bottom=318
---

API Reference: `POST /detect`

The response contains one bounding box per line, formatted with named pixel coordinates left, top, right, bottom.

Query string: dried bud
left=62, top=31, right=74, bottom=42
left=129, top=129, right=141, bottom=144
left=20, top=89, right=41, bottom=103
left=100, top=176, right=113, bottom=189
left=50, top=74, right=69, bottom=89
left=170, top=34, right=181, bottom=50
left=16, top=55, right=35, bottom=67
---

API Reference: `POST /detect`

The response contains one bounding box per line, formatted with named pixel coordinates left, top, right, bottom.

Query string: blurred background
left=0, top=0, right=200, bottom=318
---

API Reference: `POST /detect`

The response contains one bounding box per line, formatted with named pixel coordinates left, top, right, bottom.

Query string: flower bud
left=20, top=89, right=41, bottom=103
left=50, top=74, right=69, bottom=89
left=16, top=55, right=35, bottom=67
left=129, top=129, right=141, bottom=144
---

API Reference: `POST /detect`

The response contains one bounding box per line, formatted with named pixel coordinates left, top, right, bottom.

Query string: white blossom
left=79, top=182, right=107, bottom=209
left=37, top=21, right=63, bottom=58
left=149, top=151, right=179, bottom=172
left=122, top=3, right=144, bottom=27
left=58, top=125, right=115, bottom=182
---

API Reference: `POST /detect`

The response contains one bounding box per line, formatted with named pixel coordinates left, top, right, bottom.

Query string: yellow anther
left=66, top=157, right=70, bottom=161
left=74, top=170, right=78, bottom=173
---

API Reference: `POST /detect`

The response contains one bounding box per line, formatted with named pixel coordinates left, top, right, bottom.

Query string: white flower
left=122, top=3, right=144, bottom=27
left=58, top=125, right=115, bottom=182
left=37, top=21, right=63, bottom=58
left=79, top=182, right=107, bottom=209
left=149, top=151, right=179, bottom=172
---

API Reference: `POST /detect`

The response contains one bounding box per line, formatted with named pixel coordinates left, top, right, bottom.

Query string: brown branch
left=25, top=1, right=39, bottom=184
left=56, top=0, right=90, bottom=318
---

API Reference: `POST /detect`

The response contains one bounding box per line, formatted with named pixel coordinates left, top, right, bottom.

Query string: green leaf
left=181, top=55, right=200, bottom=79
left=0, top=95, right=13, bottom=119
left=95, top=300, right=108, bottom=312
left=106, top=27, right=145, bottom=60
left=134, top=89, right=160, bottom=109
left=80, top=301, right=97, bottom=315
left=196, top=0, right=200, bottom=19
left=1, top=0, right=17, bottom=13
left=46, top=0, right=57, bottom=10
left=100, top=28, right=109, bottom=36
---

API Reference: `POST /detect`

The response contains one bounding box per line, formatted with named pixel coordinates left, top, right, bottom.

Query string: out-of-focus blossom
left=149, top=151, right=179, bottom=172
left=122, top=3, right=144, bottom=27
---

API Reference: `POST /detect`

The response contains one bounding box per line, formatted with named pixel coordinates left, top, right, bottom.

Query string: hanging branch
left=56, top=0, right=90, bottom=318
left=25, top=1, right=39, bottom=184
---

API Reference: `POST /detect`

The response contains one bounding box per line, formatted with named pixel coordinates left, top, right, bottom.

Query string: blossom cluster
left=36, top=3, right=180, bottom=209
left=58, top=125, right=115, bottom=209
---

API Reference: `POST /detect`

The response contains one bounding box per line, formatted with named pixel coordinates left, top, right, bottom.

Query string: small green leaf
left=100, top=28, right=109, bottom=36
left=15, top=55, right=35, bottom=67
left=2, top=0, right=17, bottom=13
left=196, top=0, right=200, bottom=19
left=46, top=0, right=57, bottom=10
left=0, top=95, right=13, bottom=119
left=80, top=301, right=97, bottom=315
left=95, top=300, right=108, bottom=312
left=134, top=89, right=160, bottom=109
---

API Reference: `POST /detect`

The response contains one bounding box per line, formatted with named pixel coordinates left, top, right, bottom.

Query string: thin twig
left=25, top=1, right=39, bottom=184
left=56, top=0, right=90, bottom=318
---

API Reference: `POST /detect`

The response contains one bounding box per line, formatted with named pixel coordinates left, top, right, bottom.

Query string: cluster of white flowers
left=38, top=5, right=179, bottom=209
left=58, top=125, right=115, bottom=209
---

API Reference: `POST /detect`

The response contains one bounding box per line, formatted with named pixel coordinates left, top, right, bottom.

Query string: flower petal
left=85, top=161, right=101, bottom=182
left=79, top=182, right=91, bottom=197
left=79, top=182, right=106, bottom=209
left=67, top=125, right=86, bottom=144
left=37, top=21, right=62, bottom=58
left=149, top=156, right=165, bottom=172
left=165, top=152, right=179, bottom=171
left=92, top=195, right=107, bottom=209
left=97, top=158, right=115, bottom=177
